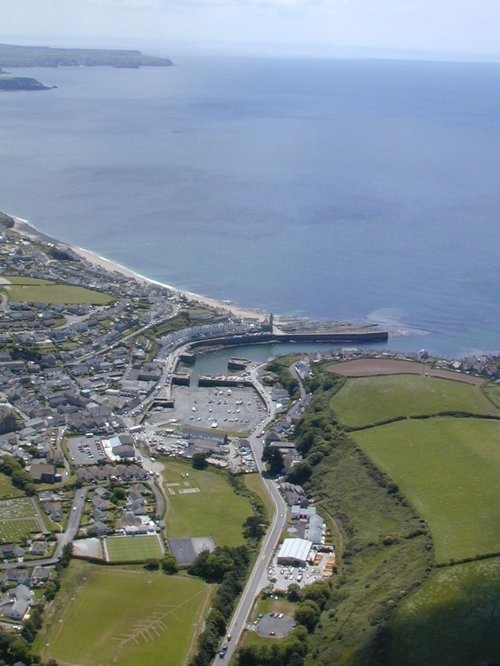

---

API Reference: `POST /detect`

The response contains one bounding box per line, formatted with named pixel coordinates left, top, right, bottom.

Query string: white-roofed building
left=277, top=538, right=313, bottom=566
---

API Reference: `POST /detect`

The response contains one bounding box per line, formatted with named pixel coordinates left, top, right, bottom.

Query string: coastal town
left=1, top=210, right=500, bottom=665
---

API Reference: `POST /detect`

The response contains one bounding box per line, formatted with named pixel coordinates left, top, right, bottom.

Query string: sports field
left=40, top=562, right=210, bottom=666
left=105, top=535, right=164, bottom=562
left=353, top=418, right=500, bottom=562
left=0, top=497, right=42, bottom=543
left=390, top=558, right=500, bottom=665
left=330, top=374, right=497, bottom=428
left=162, top=460, right=252, bottom=546
left=1, top=274, right=113, bottom=304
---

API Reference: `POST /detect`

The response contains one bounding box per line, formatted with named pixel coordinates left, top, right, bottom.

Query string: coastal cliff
left=0, top=43, right=173, bottom=68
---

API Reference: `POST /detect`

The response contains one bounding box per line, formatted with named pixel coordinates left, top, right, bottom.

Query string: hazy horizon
left=2, top=0, right=499, bottom=63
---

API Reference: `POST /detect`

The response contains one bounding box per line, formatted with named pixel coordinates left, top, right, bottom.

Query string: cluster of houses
left=81, top=482, right=158, bottom=538
left=0, top=227, right=262, bottom=453
left=0, top=565, right=53, bottom=621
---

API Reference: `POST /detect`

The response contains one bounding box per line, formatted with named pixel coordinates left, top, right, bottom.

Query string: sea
left=1, top=55, right=499, bottom=358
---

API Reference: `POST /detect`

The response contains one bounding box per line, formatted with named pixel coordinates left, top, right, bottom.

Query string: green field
left=483, top=382, right=500, bottom=408
left=390, top=558, right=500, bottom=665
left=40, top=561, right=210, bottom=666
left=0, top=497, right=41, bottom=543
left=1, top=274, right=113, bottom=304
left=353, top=418, right=500, bottom=562
left=0, top=473, right=25, bottom=499
left=162, top=460, right=253, bottom=546
left=330, top=374, right=497, bottom=428
left=105, top=535, right=164, bottom=562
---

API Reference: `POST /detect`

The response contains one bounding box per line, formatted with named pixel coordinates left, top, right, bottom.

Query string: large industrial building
left=277, top=538, right=313, bottom=566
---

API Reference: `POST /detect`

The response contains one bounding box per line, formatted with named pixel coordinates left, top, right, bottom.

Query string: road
left=213, top=365, right=288, bottom=664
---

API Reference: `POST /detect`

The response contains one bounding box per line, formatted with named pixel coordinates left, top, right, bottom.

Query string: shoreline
left=11, top=216, right=268, bottom=324
left=9, top=214, right=412, bottom=344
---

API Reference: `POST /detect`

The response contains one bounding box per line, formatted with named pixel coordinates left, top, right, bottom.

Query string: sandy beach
left=11, top=216, right=267, bottom=323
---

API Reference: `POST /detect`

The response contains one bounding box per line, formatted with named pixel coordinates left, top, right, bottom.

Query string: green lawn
left=330, top=374, right=497, bottom=428
left=390, top=558, right=500, bottom=666
left=105, top=535, right=164, bottom=562
left=353, top=418, right=500, bottom=562
left=0, top=497, right=41, bottom=543
left=0, top=473, right=25, bottom=499
left=1, top=274, right=113, bottom=304
left=162, top=460, right=253, bottom=547
left=40, top=561, right=210, bottom=666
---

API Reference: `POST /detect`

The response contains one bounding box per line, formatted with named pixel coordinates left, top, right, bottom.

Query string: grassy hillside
left=302, top=434, right=432, bottom=665
left=279, top=362, right=500, bottom=665
left=353, top=418, right=500, bottom=562
left=330, top=374, right=497, bottom=428
left=390, top=558, right=500, bottom=665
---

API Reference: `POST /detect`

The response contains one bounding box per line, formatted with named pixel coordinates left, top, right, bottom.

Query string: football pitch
left=40, top=562, right=210, bottom=666
left=162, top=460, right=252, bottom=546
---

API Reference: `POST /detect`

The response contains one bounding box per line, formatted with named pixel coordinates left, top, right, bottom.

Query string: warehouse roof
left=277, top=538, right=313, bottom=563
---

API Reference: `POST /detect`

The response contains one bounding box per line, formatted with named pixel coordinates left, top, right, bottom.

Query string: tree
left=295, top=600, right=320, bottom=632
left=45, top=580, right=59, bottom=600
left=242, top=515, right=265, bottom=540
left=59, top=543, right=73, bottom=568
left=144, top=559, right=160, bottom=571
left=206, top=608, right=226, bottom=636
left=237, top=646, right=260, bottom=666
left=301, top=580, right=330, bottom=610
left=287, top=583, right=303, bottom=602
left=161, top=554, right=178, bottom=574
left=192, top=452, right=208, bottom=470
left=111, top=486, right=126, bottom=503
left=287, top=461, right=312, bottom=485
left=262, top=446, right=284, bottom=476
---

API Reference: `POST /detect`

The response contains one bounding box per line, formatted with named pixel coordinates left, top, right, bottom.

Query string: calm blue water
left=1, top=56, right=499, bottom=357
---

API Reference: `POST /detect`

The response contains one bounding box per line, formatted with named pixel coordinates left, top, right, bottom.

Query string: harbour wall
left=188, top=329, right=388, bottom=350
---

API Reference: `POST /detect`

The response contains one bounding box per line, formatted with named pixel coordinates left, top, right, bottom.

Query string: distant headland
left=0, top=71, right=56, bottom=91
left=0, top=43, right=173, bottom=68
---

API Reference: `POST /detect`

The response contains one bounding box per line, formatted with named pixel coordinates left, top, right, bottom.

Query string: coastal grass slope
left=352, top=417, right=500, bottom=562
left=390, top=558, right=500, bottom=666
left=289, top=360, right=500, bottom=664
